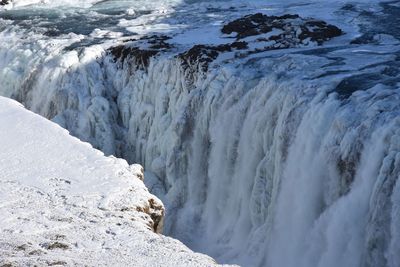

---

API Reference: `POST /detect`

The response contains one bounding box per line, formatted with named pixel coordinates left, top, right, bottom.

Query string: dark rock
left=178, top=13, right=342, bottom=72
left=221, top=13, right=300, bottom=39
left=299, top=20, right=343, bottom=45
left=109, top=35, right=172, bottom=69
left=178, top=45, right=222, bottom=70
left=110, top=46, right=158, bottom=68
left=222, top=13, right=342, bottom=44
left=109, top=14, right=341, bottom=74
left=178, top=42, right=248, bottom=71
left=48, top=261, right=67, bottom=266
left=15, top=244, right=28, bottom=251
left=28, top=249, right=43, bottom=255
left=231, top=41, right=248, bottom=49
left=143, top=35, right=172, bottom=50
left=41, top=242, right=69, bottom=250
left=0, top=0, right=10, bottom=5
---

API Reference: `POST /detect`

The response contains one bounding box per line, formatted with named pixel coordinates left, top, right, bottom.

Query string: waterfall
left=1, top=2, right=400, bottom=267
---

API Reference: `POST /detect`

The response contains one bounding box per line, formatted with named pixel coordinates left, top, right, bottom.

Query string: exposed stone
left=178, top=41, right=248, bottom=71
left=142, top=35, right=173, bottom=50
left=109, top=35, right=172, bottom=69
left=28, top=249, right=44, bottom=256
left=110, top=14, right=341, bottom=73
left=41, top=242, right=69, bottom=250
left=48, top=261, right=67, bottom=266
left=110, top=46, right=158, bottom=68
left=148, top=198, right=164, bottom=234
left=179, top=13, right=342, bottom=72
left=222, top=13, right=300, bottom=39
left=0, top=0, right=10, bottom=6
left=222, top=13, right=342, bottom=44
left=299, top=20, right=343, bottom=45
left=136, top=198, right=164, bottom=233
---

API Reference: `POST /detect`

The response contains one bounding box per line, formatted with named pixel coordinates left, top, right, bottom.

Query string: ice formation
left=1, top=0, right=400, bottom=266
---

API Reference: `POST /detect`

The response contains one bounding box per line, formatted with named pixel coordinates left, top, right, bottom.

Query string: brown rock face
left=136, top=198, right=165, bottom=233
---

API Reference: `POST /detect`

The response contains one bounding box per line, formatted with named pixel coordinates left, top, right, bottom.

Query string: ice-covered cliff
left=1, top=0, right=400, bottom=266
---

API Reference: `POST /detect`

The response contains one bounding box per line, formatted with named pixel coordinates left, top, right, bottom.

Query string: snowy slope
left=0, top=97, right=229, bottom=267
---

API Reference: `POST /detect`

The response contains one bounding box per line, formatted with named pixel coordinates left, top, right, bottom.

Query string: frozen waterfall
left=1, top=1, right=400, bottom=266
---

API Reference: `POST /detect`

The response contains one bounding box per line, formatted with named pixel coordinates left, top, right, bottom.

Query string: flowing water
left=1, top=0, right=400, bottom=266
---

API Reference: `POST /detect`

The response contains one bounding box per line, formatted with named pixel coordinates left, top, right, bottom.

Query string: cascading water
left=1, top=0, right=400, bottom=266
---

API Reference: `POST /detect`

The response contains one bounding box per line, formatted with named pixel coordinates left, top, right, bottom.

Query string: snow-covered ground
left=0, top=96, right=229, bottom=266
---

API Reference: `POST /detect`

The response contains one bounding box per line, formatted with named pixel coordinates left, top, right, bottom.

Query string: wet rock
left=222, top=13, right=342, bottom=44
left=222, top=13, right=300, bottom=39
left=110, top=14, right=341, bottom=74
left=141, top=35, right=173, bottom=50
left=179, top=13, right=342, bottom=72
left=109, top=35, right=172, bottom=69
left=0, top=0, right=10, bottom=6
left=299, top=20, right=343, bottom=45
left=110, top=46, right=158, bottom=68
left=178, top=41, right=248, bottom=71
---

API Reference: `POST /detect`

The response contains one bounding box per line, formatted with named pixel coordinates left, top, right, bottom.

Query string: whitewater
left=1, top=0, right=400, bottom=266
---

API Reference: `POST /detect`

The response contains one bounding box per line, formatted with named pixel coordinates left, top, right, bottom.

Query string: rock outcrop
left=108, top=13, right=343, bottom=72
left=110, top=35, right=172, bottom=68
left=0, top=0, right=10, bottom=6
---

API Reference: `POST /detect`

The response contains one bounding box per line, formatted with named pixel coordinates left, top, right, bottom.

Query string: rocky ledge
left=179, top=13, right=342, bottom=71
left=110, top=35, right=173, bottom=68
left=109, top=13, right=343, bottom=72
left=221, top=13, right=342, bottom=44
